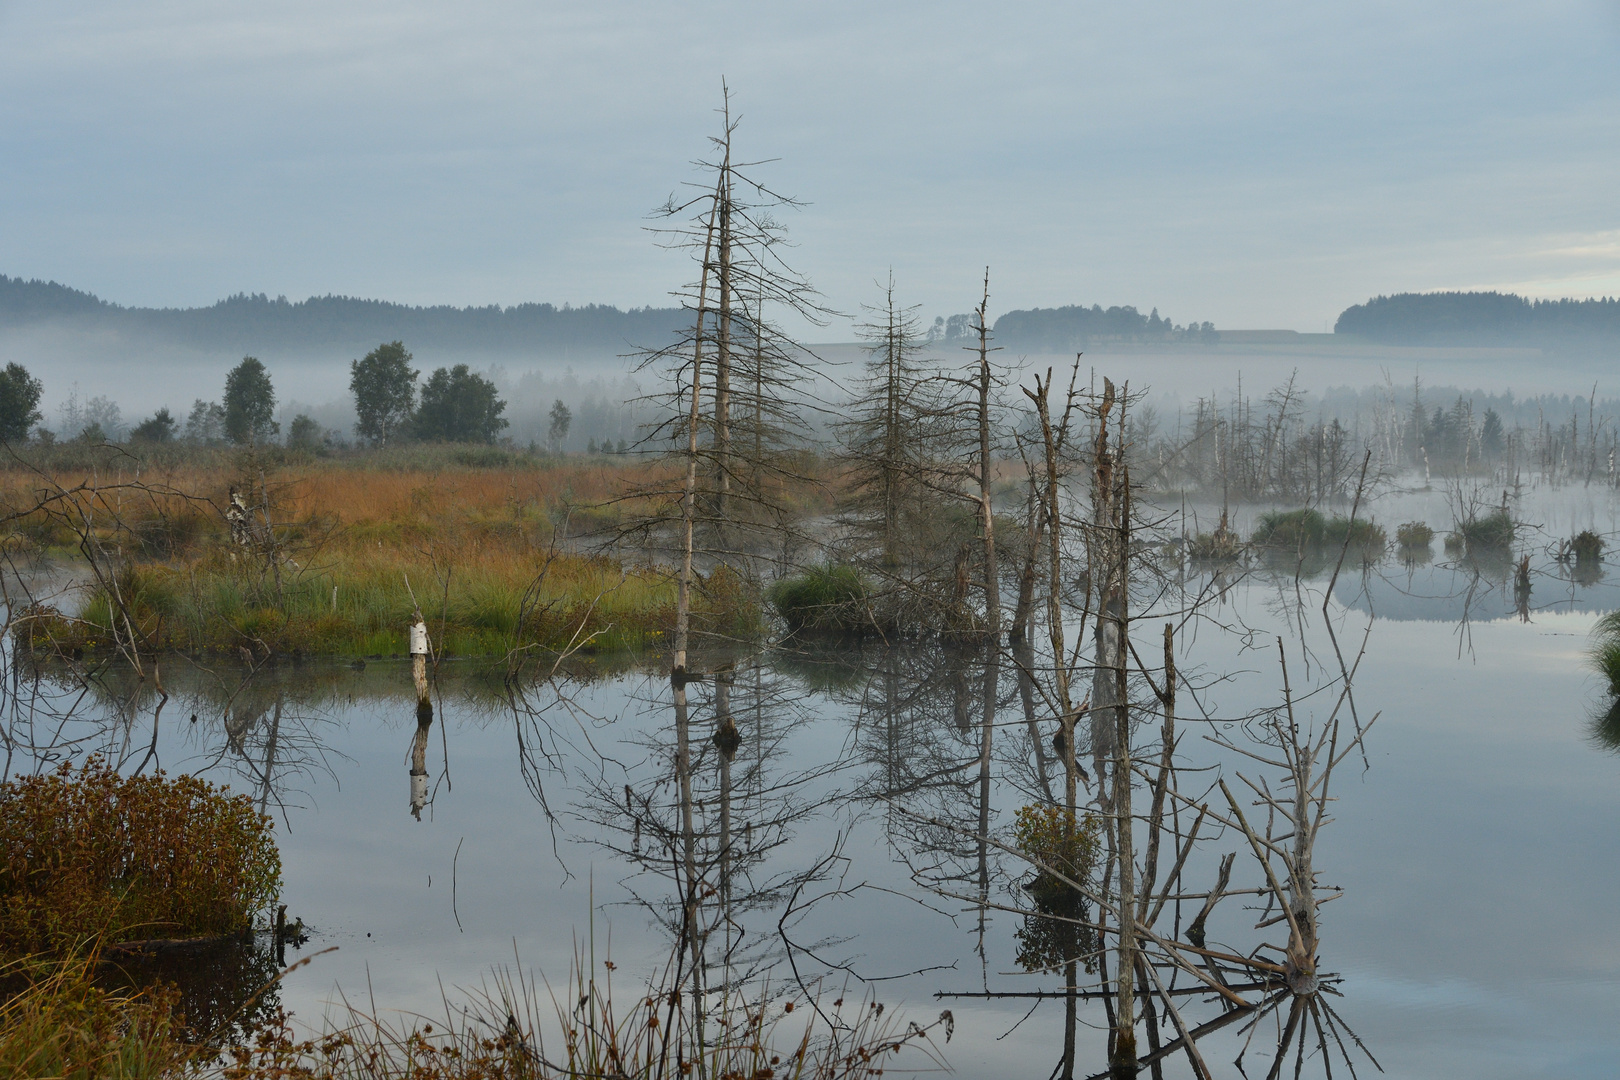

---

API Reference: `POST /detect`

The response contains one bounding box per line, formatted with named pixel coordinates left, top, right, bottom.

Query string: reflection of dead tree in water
left=913, top=371, right=1383, bottom=1080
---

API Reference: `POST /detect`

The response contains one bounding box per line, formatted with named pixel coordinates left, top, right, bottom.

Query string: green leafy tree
left=0, top=362, right=44, bottom=443
left=223, top=357, right=278, bottom=446
left=287, top=414, right=323, bottom=451
left=185, top=399, right=226, bottom=444
left=547, top=399, right=572, bottom=453
left=130, top=407, right=177, bottom=443
left=414, top=364, right=508, bottom=444
left=350, top=341, right=418, bottom=447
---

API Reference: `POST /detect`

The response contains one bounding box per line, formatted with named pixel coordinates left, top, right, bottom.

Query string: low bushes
left=1013, top=805, right=1101, bottom=976
left=0, top=759, right=280, bottom=958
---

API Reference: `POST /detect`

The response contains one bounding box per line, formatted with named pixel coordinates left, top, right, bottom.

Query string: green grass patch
left=1252, top=508, right=1326, bottom=549
left=21, top=555, right=760, bottom=659
left=767, top=563, right=873, bottom=634
left=1253, top=508, right=1384, bottom=553
left=1449, top=509, right=1515, bottom=554
left=1396, top=522, right=1434, bottom=549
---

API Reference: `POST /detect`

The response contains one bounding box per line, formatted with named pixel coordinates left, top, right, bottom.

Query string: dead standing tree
left=623, top=87, right=836, bottom=1031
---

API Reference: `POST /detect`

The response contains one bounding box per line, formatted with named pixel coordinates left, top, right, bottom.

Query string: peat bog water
left=6, top=482, right=1620, bottom=1079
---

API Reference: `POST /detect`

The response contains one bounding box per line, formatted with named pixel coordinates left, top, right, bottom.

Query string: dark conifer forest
left=1335, top=290, right=1620, bottom=345
left=0, top=274, right=689, bottom=353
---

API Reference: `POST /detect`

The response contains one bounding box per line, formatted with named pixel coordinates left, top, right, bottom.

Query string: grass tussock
left=767, top=564, right=873, bottom=635
left=1593, top=611, right=1620, bottom=697
left=1448, top=509, right=1515, bottom=555
left=0, top=759, right=280, bottom=958
left=1395, top=522, right=1434, bottom=549
left=1572, top=529, right=1605, bottom=562
left=1252, top=508, right=1385, bottom=553
left=0, top=955, right=189, bottom=1080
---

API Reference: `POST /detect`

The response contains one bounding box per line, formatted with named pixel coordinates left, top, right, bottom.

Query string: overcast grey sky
left=3, top=0, right=1618, bottom=334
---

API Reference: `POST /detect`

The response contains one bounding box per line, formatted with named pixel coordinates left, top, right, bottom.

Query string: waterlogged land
left=4, top=477, right=1619, bottom=1079
left=0, top=445, right=798, bottom=659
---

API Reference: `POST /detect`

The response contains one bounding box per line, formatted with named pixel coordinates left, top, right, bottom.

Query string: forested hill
left=989, top=305, right=1218, bottom=351
left=1335, top=291, right=1620, bottom=345
left=0, top=275, right=687, bottom=354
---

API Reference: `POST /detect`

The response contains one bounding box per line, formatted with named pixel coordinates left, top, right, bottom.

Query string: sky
left=2, top=0, right=1619, bottom=336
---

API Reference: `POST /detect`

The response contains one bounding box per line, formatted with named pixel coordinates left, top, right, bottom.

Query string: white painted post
left=409, top=619, right=432, bottom=819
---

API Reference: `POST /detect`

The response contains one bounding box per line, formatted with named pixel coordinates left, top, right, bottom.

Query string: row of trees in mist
left=0, top=347, right=532, bottom=450
left=1336, top=290, right=1620, bottom=345
left=0, top=274, right=689, bottom=355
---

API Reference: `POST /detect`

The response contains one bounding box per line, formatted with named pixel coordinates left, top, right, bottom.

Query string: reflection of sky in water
left=7, top=493, right=1620, bottom=1079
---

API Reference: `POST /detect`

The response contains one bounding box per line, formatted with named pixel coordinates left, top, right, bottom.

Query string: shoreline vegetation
left=0, top=758, right=942, bottom=1079
left=4, top=446, right=777, bottom=661
left=0, top=433, right=1556, bottom=661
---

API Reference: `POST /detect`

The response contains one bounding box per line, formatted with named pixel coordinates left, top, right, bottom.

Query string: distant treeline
left=986, top=305, right=1218, bottom=351
left=1335, top=291, right=1620, bottom=345
left=0, top=275, right=687, bottom=354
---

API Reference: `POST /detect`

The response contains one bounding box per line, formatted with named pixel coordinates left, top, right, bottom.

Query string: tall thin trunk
left=975, top=270, right=1001, bottom=638
left=976, top=641, right=998, bottom=985
left=673, top=185, right=719, bottom=1007
left=1027, top=373, right=1079, bottom=1080
left=714, top=131, right=734, bottom=524
left=1111, top=459, right=1137, bottom=1077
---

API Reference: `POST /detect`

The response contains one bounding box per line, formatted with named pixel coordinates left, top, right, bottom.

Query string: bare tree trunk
left=1026, top=371, right=1080, bottom=1080
left=714, top=120, right=734, bottom=525
left=974, top=270, right=1001, bottom=639
left=1111, top=457, right=1138, bottom=1078
left=673, top=186, right=718, bottom=1002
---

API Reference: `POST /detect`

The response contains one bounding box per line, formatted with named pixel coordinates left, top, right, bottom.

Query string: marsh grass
left=29, top=553, right=756, bottom=658
left=1252, top=508, right=1386, bottom=551
left=4, top=454, right=767, bottom=657
left=1572, top=529, right=1605, bottom=562
left=222, top=948, right=949, bottom=1080
left=0, top=759, right=281, bottom=959
left=1593, top=611, right=1620, bottom=697
left=767, top=564, right=873, bottom=635
left=1395, top=521, right=1434, bottom=549
left=1447, top=508, right=1515, bottom=556
left=1252, top=508, right=1326, bottom=549
left=0, top=954, right=190, bottom=1080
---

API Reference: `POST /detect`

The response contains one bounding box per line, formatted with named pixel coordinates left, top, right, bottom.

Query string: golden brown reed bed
left=0, top=448, right=781, bottom=658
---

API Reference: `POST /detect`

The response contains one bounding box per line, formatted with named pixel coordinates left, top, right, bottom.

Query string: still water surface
left=8, top=507, right=1620, bottom=1079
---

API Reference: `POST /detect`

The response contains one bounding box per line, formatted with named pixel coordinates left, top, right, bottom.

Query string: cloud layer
left=3, top=0, right=1618, bottom=332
